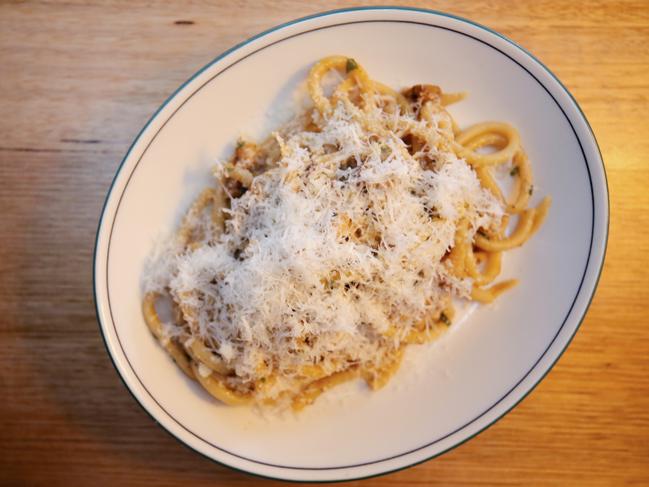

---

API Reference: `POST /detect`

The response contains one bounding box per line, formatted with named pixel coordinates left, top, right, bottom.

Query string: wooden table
left=1, top=1, right=648, bottom=485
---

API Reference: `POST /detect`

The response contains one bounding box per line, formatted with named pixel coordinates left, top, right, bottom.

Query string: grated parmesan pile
left=144, top=94, right=504, bottom=403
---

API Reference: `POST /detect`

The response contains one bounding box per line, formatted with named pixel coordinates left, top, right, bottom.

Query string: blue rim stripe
left=93, top=6, right=609, bottom=482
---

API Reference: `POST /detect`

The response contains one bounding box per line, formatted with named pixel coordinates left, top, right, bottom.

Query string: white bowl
left=94, top=7, right=608, bottom=482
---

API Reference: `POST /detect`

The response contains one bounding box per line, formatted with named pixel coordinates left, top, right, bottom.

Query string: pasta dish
left=142, top=56, right=550, bottom=410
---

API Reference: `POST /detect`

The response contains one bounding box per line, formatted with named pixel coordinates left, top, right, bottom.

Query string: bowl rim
left=93, top=6, right=609, bottom=482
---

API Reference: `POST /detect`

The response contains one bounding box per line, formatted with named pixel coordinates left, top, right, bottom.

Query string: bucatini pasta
left=142, top=56, right=551, bottom=410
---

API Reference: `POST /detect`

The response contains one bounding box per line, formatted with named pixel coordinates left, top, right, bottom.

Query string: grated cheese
left=144, top=95, right=503, bottom=403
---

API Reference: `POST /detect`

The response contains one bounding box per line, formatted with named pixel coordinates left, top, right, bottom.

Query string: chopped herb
left=509, top=166, right=520, bottom=177
left=236, top=140, right=244, bottom=149
left=528, top=185, right=534, bottom=196
left=439, top=312, right=451, bottom=326
left=346, top=58, right=358, bottom=73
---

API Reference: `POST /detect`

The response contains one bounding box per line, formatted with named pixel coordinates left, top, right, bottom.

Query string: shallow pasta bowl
left=94, top=6, right=608, bottom=482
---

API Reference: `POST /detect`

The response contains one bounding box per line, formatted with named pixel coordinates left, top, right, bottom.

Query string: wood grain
left=1, top=1, right=648, bottom=485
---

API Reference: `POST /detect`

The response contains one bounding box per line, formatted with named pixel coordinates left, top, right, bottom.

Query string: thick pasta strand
left=448, top=220, right=470, bottom=277
left=475, top=166, right=505, bottom=204
left=475, top=208, right=537, bottom=252
left=465, top=246, right=503, bottom=286
left=471, top=279, right=519, bottom=303
left=454, top=122, right=520, bottom=167
left=370, top=80, right=412, bottom=114
left=178, top=187, right=226, bottom=249
left=508, top=150, right=534, bottom=214
left=530, top=196, right=552, bottom=236
left=292, top=367, right=360, bottom=411
left=185, top=338, right=231, bottom=375
left=464, top=132, right=507, bottom=151
left=142, top=292, right=195, bottom=379
left=308, top=56, right=371, bottom=115
left=191, top=362, right=253, bottom=406
left=441, top=91, right=467, bottom=106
